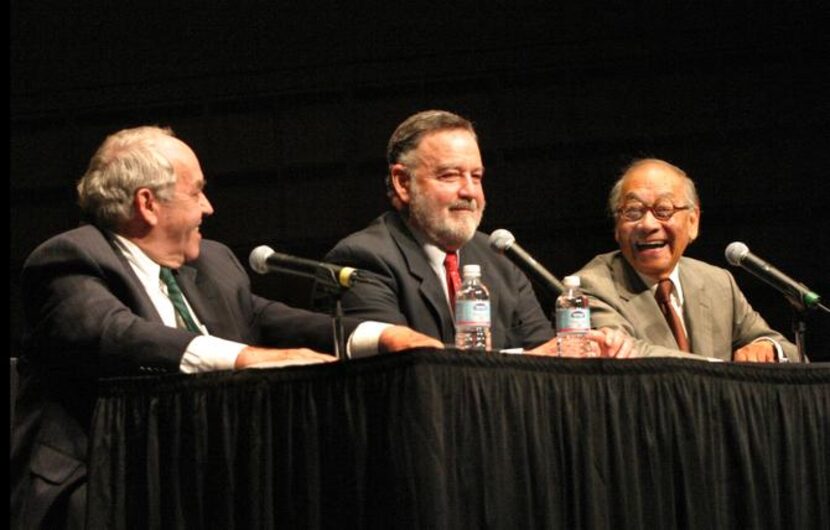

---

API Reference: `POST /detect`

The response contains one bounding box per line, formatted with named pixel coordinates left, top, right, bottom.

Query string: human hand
left=527, top=328, right=637, bottom=358
left=588, top=327, right=638, bottom=358
left=733, top=341, right=776, bottom=363
left=378, top=325, right=444, bottom=353
left=235, top=346, right=337, bottom=369
left=527, top=335, right=600, bottom=358
left=525, top=336, right=561, bottom=356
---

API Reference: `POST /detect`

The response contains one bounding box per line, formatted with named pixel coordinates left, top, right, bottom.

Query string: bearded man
left=320, top=110, right=633, bottom=357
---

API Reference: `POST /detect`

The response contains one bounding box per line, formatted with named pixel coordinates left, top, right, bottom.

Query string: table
left=88, top=350, right=830, bottom=529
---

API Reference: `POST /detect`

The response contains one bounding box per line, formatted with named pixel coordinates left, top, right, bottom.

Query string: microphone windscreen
left=249, top=245, right=275, bottom=274
left=489, top=229, right=516, bottom=252
left=725, top=241, right=749, bottom=266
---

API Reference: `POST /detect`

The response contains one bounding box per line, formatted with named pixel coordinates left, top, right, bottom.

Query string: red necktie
left=444, top=252, right=462, bottom=311
left=655, top=278, right=690, bottom=352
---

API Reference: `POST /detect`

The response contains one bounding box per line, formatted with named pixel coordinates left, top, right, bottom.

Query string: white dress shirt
left=113, top=235, right=388, bottom=371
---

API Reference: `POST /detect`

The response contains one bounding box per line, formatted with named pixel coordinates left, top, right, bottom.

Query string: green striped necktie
left=159, top=267, right=201, bottom=333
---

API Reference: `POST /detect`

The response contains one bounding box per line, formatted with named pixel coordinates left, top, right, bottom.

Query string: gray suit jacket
left=11, top=225, right=358, bottom=529
left=575, top=251, right=799, bottom=361
left=321, top=211, right=555, bottom=351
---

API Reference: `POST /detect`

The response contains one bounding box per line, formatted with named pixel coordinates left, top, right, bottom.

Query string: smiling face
left=150, top=136, right=214, bottom=266
left=391, top=128, right=485, bottom=251
left=614, top=161, right=700, bottom=280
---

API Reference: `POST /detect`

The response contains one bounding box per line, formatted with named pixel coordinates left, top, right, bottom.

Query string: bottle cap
left=563, top=275, right=581, bottom=287
left=462, top=264, right=481, bottom=277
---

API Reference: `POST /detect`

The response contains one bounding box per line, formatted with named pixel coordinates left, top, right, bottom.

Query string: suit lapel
left=174, top=265, right=218, bottom=333
left=387, top=214, right=455, bottom=340
left=101, top=230, right=166, bottom=324
left=101, top=227, right=225, bottom=334
left=678, top=260, right=712, bottom=355
left=612, top=256, right=680, bottom=349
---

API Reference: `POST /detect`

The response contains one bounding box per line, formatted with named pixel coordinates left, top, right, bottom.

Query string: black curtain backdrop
left=89, top=350, right=830, bottom=529
left=10, top=2, right=830, bottom=359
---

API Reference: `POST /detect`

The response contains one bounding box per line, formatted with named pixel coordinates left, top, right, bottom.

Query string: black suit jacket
left=321, top=212, right=554, bottom=352
left=11, top=225, right=358, bottom=529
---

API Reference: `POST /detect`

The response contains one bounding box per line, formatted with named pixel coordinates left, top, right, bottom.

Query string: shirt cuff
left=180, top=321, right=394, bottom=370
left=347, top=321, right=393, bottom=359
left=752, top=337, right=788, bottom=363
left=180, top=335, right=247, bottom=373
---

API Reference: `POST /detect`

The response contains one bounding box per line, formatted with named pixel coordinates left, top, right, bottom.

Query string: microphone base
left=332, top=296, right=348, bottom=361
left=791, top=311, right=811, bottom=364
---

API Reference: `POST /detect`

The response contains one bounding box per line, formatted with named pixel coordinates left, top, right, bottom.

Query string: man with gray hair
left=11, top=125, right=442, bottom=529
left=321, top=110, right=633, bottom=356
left=574, top=158, right=798, bottom=362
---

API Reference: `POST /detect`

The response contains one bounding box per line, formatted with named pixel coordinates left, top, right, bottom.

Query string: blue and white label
left=556, top=307, right=590, bottom=333
left=455, top=300, right=491, bottom=326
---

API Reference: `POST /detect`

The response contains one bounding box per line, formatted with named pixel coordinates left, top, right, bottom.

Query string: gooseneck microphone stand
left=791, top=300, right=830, bottom=364
left=332, top=292, right=348, bottom=361
left=314, top=269, right=350, bottom=361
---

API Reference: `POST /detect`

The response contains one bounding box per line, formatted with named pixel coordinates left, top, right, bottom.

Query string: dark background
left=10, top=2, right=830, bottom=360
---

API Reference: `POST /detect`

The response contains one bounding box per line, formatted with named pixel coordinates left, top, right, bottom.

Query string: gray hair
left=76, top=126, right=177, bottom=230
left=608, top=158, right=700, bottom=218
left=385, top=110, right=477, bottom=200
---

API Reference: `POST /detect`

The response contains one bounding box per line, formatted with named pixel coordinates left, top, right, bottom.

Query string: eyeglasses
left=617, top=201, right=693, bottom=222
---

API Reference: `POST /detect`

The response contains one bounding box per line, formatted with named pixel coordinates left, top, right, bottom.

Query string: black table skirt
left=88, top=350, right=830, bottom=529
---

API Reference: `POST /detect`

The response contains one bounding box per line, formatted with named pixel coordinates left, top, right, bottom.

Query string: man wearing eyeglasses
left=574, top=158, right=798, bottom=362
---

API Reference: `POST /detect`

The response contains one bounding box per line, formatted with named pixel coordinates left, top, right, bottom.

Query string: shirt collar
left=404, top=220, right=455, bottom=270
left=636, top=265, right=685, bottom=306
left=112, top=233, right=163, bottom=281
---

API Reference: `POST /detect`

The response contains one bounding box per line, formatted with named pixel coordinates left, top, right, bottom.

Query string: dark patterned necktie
left=159, top=267, right=201, bottom=333
left=655, top=278, right=689, bottom=352
left=444, top=252, right=462, bottom=311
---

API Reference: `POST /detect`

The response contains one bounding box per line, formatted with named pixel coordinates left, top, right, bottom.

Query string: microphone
left=489, top=229, right=565, bottom=296
left=725, top=241, right=822, bottom=311
left=249, top=245, right=360, bottom=289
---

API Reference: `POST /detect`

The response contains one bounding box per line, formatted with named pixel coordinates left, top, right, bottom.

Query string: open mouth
left=635, top=240, right=668, bottom=252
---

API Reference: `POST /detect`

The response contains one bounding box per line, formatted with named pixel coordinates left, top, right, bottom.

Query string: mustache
left=449, top=199, right=479, bottom=211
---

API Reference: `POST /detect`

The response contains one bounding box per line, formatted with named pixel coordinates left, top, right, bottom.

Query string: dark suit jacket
left=321, top=211, right=554, bottom=352
left=576, top=251, right=799, bottom=361
left=11, top=225, right=358, bottom=529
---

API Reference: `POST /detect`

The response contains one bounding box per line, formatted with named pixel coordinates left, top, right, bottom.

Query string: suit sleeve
left=725, top=270, right=800, bottom=361
left=22, top=237, right=196, bottom=376
left=501, top=261, right=556, bottom=349
left=316, top=241, right=411, bottom=326
left=193, top=243, right=362, bottom=355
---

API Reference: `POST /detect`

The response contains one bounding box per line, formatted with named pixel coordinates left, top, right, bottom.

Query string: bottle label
left=455, top=300, right=491, bottom=326
left=556, top=307, right=591, bottom=333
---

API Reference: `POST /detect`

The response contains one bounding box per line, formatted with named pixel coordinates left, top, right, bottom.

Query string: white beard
left=408, top=189, right=483, bottom=250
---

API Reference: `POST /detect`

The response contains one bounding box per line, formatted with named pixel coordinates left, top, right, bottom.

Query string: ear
left=613, top=216, right=622, bottom=244
left=134, top=188, right=160, bottom=226
left=687, top=206, right=701, bottom=242
left=390, top=164, right=413, bottom=206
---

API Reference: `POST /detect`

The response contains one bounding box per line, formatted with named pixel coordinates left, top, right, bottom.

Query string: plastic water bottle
left=555, top=275, right=594, bottom=357
left=454, top=264, right=492, bottom=350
